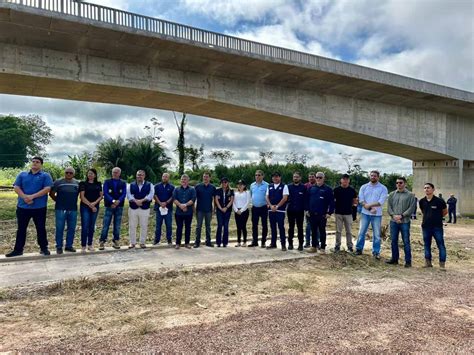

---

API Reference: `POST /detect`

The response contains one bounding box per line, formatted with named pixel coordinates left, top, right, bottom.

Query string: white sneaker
left=81, top=247, right=86, bottom=253
left=88, top=246, right=94, bottom=252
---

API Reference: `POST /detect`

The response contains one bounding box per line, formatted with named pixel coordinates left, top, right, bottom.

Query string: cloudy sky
left=1, top=0, right=472, bottom=174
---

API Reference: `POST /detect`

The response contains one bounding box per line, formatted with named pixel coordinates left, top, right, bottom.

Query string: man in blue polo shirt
left=6, top=157, right=53, bottom=257
left=194, top=172, right=216, bottom=248
left=249, top=170, right=269, bottom=248
left=154, top=172, right=175, bottom=246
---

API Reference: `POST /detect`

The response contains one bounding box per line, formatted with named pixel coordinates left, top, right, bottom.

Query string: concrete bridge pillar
left=413, top=160, right=474, bottom=216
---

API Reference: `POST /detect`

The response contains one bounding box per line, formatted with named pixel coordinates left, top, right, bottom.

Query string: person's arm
left=49, top=181, right=58, bottom=201
left=441, top=200, right=448, bottom=217
left=402, top=194, right=416, bottom=219
left=144, top=184, right=155, bottom=202
left=232, top=193, right=239, bottom=213
left=327, top=188, right=335, bottom=215
left=265, top=186, right=271, bottom=208
left=118, top=181, right=127, bottom=204
left=374, top=186, right=389, bottom=208
left=173, top=189, right=181, bottom=208
left=126, top=184, right=134, bottom=202
left=225, top=192, right=234, bottom=210
left=359, top=186, right=367, bottom=209
left=352, top=188, right=358, bottom=206
left=103, top=180, right=113, bottom=204
left=165, top=187, right=174, bottom=206
left=215, top=194, right=223, bottom=210
left=387, top=192, right=395, bottom=217
left=240, top=191, right=251, bottom=212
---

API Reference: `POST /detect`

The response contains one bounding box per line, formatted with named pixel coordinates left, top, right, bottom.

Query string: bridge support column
left=413, top=160, right=474, bottom=216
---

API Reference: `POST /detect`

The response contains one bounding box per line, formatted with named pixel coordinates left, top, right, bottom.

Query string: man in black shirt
left=333, top=174, right=357, bottom=252
left=447, top=194, right=457, bottom=224
left=419, top=183, right=448, bottom=269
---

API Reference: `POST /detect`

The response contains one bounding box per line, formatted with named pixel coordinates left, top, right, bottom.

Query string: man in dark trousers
left=287, top=171, right=306, bottom=251
left=447, top=194, right=457, bottom=224
left=6, top=157, right=53, bottom=257
left=265, top=172, right=289, bottom=251
left=419, top=183, right=448, bottom=270
left=305, top=172, right=334, bottom=253
left=194, top=172, right=216, bottom=248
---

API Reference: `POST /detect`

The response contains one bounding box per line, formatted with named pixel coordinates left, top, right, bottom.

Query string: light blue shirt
left=250, top=180, right=269, bottom=207
left=359, top=181, right=388, bottom=217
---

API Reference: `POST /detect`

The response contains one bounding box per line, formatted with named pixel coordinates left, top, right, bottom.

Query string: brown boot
left=439, top=262, right=446, bottom=270
left=423, top=259, right=433, bottom=268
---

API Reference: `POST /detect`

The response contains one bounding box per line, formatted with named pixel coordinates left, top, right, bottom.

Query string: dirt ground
left=0, top=220, right=472, bottom=352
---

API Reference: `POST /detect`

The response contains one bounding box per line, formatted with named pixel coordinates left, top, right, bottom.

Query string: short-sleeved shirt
left=333, top=186, right=357, bottom=215
left=52, top=178, right=80, bottom=211
left=14, top=170, right=53, bottom=209
left=215, top=188, right=234, bottom=208
left=79, top=181, right=102, bottom=210
left=250, top=181, right=269, bottom=207
left=195, top=183, right=216, bottom=213
left=419, top=196, right=447, bottom=228
left=173, top=185, right=196, bottom=216
left=154, top=182, right=175, bottom=210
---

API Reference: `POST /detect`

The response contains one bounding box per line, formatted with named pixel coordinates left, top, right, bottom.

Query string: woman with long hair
left=214, top=177, right=234, bottom=247
left=233, top=180, right=250, bottom=247
left=79, top=168, right=103, bottom=252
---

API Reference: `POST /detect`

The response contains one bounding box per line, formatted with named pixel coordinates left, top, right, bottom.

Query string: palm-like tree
left=96, top=137, right=127, bottom=171
left=125, top=137, right=170, bottom=182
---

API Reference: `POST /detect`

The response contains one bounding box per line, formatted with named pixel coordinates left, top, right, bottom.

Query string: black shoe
left=347, top=247, right=354, bottom=253
left=205, top=242, right=214, bottom=248
left=40, top=249, right=51, bottom=256
left=333, top=246, right=340, bottom=253
left=385, top=259, right=398, bottom=265
left=374, top=254, right=381, bottom=260
left=288, top=244, right=294, bottom=250
left=298, top=245, right=304, bottom=251
left=153, top=240, right=160, bottom=246
left=5, top=250, right=23, bottom=257
left=247, top=243, right=257, bottom=247
left=355, top=250, right=362, bottom=255
left=112, top=240, right=121, bottom=249
left=65, top=247, right=76, bottom=253
left=56, top=248, right=63, bottom=255
left=217, top=244, right=221, bottom=247
left=281, top=246, right=287, bottom=251
left=223, top=245, right=227, bottom=248
left=404, top=262, right=412, bottom=268
left=260, top=244, right=266, bottom=248
left=193, top=244, right=200, bottom=248
left=304, top=243, right=310, bottom=248
left=266, top=245, right=277, bottom=249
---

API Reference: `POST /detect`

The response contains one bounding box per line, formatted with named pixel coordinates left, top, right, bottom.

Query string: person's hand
left=306, top=211, right=310, bottom=217
left=160, top=202, right=167, bottom=208
left=92, top=207, right=97, bottom=213
left=23, top=195, right=33, bottom=204
left=271, top=205, right=277, bottom=212
left=363, top=203, right=371, bottom=210
left=237, top=210, right=242, bottom=215
left=222, top=207, right=228, bottom=213
left=111, top=204, right=117, bottom=209
left=135, top=200, right=143, bottom=207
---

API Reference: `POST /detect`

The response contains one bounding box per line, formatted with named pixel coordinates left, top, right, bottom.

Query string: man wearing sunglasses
left=50, top=167, right=80, bottom=254
left=6, top=157, right=53, bottom=257
left=249, top=170, right=269, bottom=247
left=386, top=177, right=416, bottom=267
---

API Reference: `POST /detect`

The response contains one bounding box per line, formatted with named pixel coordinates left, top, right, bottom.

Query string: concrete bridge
left=0, top=0, right=473, bottom=213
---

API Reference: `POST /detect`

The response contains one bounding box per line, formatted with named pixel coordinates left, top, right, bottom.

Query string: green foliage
left=66, top=152, right=95, bottom=181
left=42, top=162, right=63, bottom=181
left=173, top=112, right=187, bottom=175
left=210, top=150, right=234, bottom=166
left=96, top=137, right=127, bottom=171
left=125, top=137, right=170, bottom=182
left=185, top=144, right=205, bottom=170
left=0, top=167, right=22, bottom=185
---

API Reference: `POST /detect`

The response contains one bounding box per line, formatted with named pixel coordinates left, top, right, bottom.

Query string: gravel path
left=20, top=270, right=473, bottom=353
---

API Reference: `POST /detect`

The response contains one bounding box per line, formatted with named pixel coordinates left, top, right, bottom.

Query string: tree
left=0, top=115, right=53, bottom=168
left=339, top=153, right=363, bottom=174
left=173, top=112, right=187, bottom=175
left=285, top=150, right=309, bottom=165
left=66, top=152, right=95, bottom=181
left=210, top=149, right=234, bottom=166
left=125, top=137, right=170, bottom=182
left=185, top=144, right=205, bottom=170
left=144, top=117, right=165, bottom=145
left=96, top=137, right=127, bottom=171
left=259, top=151, right=274, bottom=165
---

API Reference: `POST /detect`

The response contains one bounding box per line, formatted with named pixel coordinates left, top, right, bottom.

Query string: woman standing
left=215, top=177, right=234, bottom=247
left=233, top=180, right=251, bottom=247
left=79, top=168, right=103, bottom=252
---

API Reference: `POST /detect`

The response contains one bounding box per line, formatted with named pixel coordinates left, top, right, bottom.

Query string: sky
left=1, top=0, right=473, bottom=174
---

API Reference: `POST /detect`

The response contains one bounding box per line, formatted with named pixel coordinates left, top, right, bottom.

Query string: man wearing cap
left=6, top=157, right=53, bottom=257
left=249, top=170, right=269, bottom=247
left=153, top=172, right=175, bottom=247
left=266, top=172, right=289, bottom=250
left=305, top=172, right=334, bottom=253
left=333, top=174, right=357, bottom=252
left=49, top=167, right=80, bottom=254
left=287, top=171, right=306, bottom=251
left=194, top=172, right=216, bottom=248
left=215, top=177, right=234, bottom=247
left=127, top=170, right=155, bottom=249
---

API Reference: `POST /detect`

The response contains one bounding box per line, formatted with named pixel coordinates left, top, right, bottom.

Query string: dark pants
left=14, top=207, right=48, bottom=253
left=216, top=210, right=231, bottom=246
left=422, top=226, right=446, bottom=262
left=251, top=206, right=268, bottom=245
left=80, top=205, right=99, bottom=247
left=389, top=221, right=411, bottom=263
left=100, top=206, right=123, bottom=242
left=448, top=208, right=456, bottom=223
left=235, top=210, right=249, bottom=243
left=287, top=210, right=304, bottom=246
left=176, top=214, right=193, bottom=245
left=309, top=213, right=327, bottom=249
left=195, top=211, right=212, bottom=245
left=269, top=211, right=286, bottom=247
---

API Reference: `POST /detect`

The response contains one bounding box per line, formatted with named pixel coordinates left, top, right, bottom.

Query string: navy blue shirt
left=154, top=182, right=175, bottom=210
left=14, top=170, right=53, bottom=209
left=173, top=186, right=196, bottom=216
left=103, top=178, right=127, bottom=207
left=215, top=188, right=234, bottom=209
left=195, top=183, right=216, bottom=213
left=52, top=178, right=80, bottom=211
left=306, top=184, right=335, bottom=215
left=287, top=183, right=306, bottom=212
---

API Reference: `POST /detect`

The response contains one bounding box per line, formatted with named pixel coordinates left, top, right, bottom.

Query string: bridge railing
left=1, top=0, right=472, bottom=101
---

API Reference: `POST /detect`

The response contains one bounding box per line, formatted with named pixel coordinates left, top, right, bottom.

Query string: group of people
left=6, top=157, right=451, bottom=269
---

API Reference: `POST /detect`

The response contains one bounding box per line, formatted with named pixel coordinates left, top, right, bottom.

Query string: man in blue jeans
left=99, top=167, right=127, bottom=250
left=419, top=183, right=448, bottom=270
left=355, top=170, right=388, bottom=259
left=154, top=172, right=175, bottom=246
left=386, top=177, right=416, bottom=267
left=49, top=167, right=79, bottom=254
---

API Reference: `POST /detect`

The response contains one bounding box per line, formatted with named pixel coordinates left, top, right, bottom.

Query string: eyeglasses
left=396, top=182, right=404, bottom=185
left=316, top=177, right=323, bottom=179
left=65, top=172, right=74, bottom=175
left=255, top=174, right=262, bottom=176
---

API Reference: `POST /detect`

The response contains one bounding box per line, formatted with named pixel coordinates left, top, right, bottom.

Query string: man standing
left=419, top=183, right=448, bottom=269
left=50, top=167, right=80, bottom=254
left=6, top=157, right=53, bottom=257
left=287, top=171, right=306, bottom=251
left=266, top=172, right=289, bottom=251
left=305, top=172, right=334, bottom=253
left=447, top=194, right=457, bottom=224
left=386, top=177, right=416, bottom=267
left=99, top=167, right=126, bottom=250
left=153, top=172, right=174, bottom=246
left=127, top=170, right=154, bottom=249
left=194, top=172, right=216, bottom=248
left=355, top=170, right=388, bottom=259
left=304, top=172, right=316, bottom=248
left=333, top=174, right=357, bottom=253
left=249, top=170, right=269, bottom=248
left=173, top=174, right=196, bottom=249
